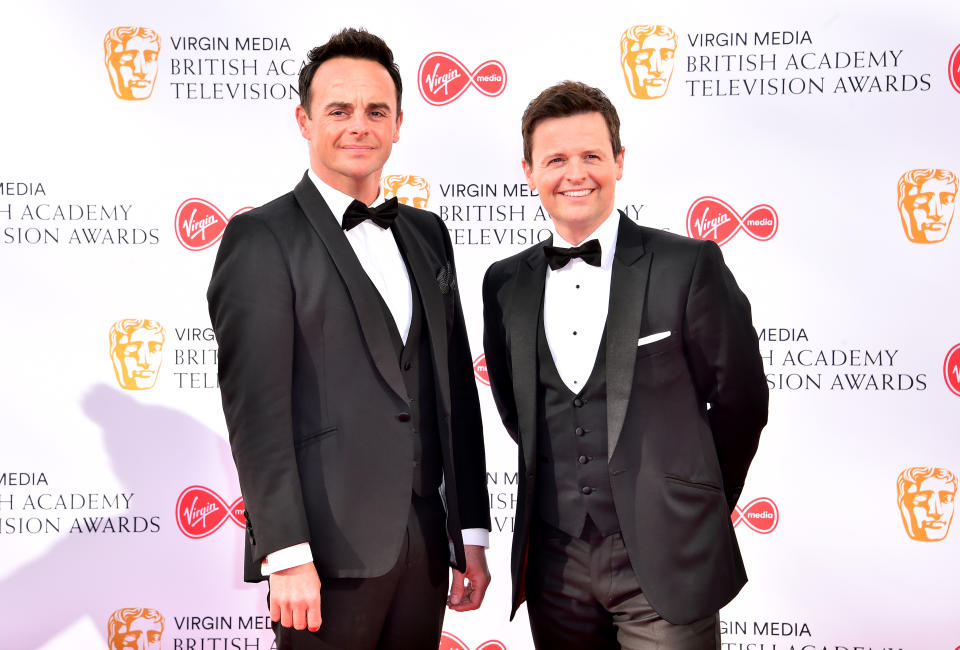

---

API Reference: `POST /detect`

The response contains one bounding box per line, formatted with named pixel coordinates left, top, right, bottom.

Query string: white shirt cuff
left=461, top=528, right=489, bottom=548
left=261, top=542, right=313, bottom=576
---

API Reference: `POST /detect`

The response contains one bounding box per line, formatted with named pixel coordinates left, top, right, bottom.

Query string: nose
left=133, top=52, right=146, bottom=77
left=347, top=112, right=369, bottom=136
left=929, top=496, right=943, bottom=517
left=929, top=196, right=943, bottom=219
left=649, top=54, right=662, bottom=75
left=136, top=346, right=150, bottom=368
left=565, top=158, right=587, bottom=182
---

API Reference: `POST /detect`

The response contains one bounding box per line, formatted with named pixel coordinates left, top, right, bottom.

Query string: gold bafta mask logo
left=897, top=169, right=958, bottom=243
left=104, top=27, right=161, bottom=100
left=897, top=467, right=957, bottom=542
left=109, top=319, right=165, bottom=390
left=107, top=607, right=164, bottom=649
left=621, top=25, right=677, bottom=99
left=382, top=175, right=431, bottom=209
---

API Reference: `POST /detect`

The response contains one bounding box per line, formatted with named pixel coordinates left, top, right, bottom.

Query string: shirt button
left=575, top=427, right=585, bottom=436
left=573, top=397, right=584, bottom=408
left=581, top=486, right=593, bottom=495
left=578, top=455, right=588, bottom=465
left=397, top=412, right=411, bottom=422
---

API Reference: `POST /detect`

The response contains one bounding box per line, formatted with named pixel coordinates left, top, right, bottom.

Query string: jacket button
left=581, top=486, right=593, bottom=495
left=575, top=427, right=585, bottom=436
left=403, top=361, right=412, bottom=370
left=578, top=455, right=588, bottom=465
left=397, top=412, right=411, bottom=422
left=573, top=397, right=584, bottom=407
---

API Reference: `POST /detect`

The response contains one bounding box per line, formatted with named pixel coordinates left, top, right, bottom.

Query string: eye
left=661, top=49, right=675, bottom=60
left=548, top=157, right=564, bottom=166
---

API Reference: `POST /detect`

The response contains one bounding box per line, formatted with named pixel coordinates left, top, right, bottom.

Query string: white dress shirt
left=543, top=211, right=620, bottom=392
left=262, top=172, right=487, bottom=576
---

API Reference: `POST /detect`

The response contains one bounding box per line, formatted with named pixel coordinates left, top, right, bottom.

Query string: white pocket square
left=637, top=331, right=671, bottom=347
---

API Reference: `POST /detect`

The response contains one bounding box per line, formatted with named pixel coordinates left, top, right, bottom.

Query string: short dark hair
left=298, top=28, right=402, bottom=117
left=521, top=81, right=621, bottom=165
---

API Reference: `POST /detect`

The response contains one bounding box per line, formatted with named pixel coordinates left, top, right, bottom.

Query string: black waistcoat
left=372, top=252, right=443, bottom=497
left=535, top=317, right=619, bottom=537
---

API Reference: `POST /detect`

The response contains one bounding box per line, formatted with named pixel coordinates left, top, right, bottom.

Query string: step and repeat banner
left=2, top=1, right=958, bottom=648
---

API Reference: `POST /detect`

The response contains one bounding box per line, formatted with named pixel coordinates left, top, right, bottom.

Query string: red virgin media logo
left=175, top=199, right=252, bottom=251
left=944, top=344, right=960, bottom=397
left=731, top=497, right=779, bottom=534
left=418, top=52, right=507, bottom=106
left=473, top=354, right=489, bottom=386
left=949, top=44, right=960, bottom=95
left=686, top=197, right=778, bottom=246
left=439, top=632, right=507, bottom=650
left=175, top=485, right=245, bottom=538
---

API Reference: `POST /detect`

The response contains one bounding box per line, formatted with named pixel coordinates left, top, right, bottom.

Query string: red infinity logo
left=175, top=199, right=252, bottom=251
left=949, top=44, right=960, bottom=95
left=686, top=197, right=778, bottom=246
left=175, top=485, right=245, bottom=538
left=439, top=632, right=507, bottom=650
left=418, top=52, right=507, bottom=106
left=944, top=343, right=960, bottom=397
left=731, top=497, right=779, bottom=534
left=473, top=354, right=489, bottom=386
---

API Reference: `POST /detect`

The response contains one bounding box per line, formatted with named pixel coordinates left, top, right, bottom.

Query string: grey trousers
left=526, top=517, right=720, bottom=650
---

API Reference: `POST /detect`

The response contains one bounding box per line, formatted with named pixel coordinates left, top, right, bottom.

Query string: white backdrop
left=2, top=1, right=959, bottom=648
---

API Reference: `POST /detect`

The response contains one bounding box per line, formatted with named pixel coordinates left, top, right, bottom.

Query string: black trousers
left=527, top=517, right=720, bottom=650
left=271, top=492, right=449, bottom=650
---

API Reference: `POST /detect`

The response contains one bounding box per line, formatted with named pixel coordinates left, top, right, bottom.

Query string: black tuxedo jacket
left=482, top=214, right=768, bottom=625
left=208, top=173, right=489, bottom=582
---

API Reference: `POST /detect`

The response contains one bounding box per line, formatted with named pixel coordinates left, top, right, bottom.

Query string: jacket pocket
left=295, top=425, right=337, bottom=448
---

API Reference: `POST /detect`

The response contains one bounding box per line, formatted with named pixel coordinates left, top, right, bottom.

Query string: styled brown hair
left=521, top=81, right=622, bottom=165
left=298, top=28, right=402, bottom=117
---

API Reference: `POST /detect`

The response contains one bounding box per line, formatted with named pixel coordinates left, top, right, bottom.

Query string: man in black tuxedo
left=208, top=28, right=491, bottom=650
left=482, top=81, right=768, bottom=648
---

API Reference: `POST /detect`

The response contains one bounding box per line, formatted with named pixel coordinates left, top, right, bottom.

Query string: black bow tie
left=342, top=197, right=399, bottom=231
left=543, top=239, right=602, bottom=270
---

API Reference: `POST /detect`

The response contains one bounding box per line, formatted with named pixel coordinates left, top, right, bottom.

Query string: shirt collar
left=306, top=168, right=384, bottom=227
left=548, top=209, right=620, bottom=269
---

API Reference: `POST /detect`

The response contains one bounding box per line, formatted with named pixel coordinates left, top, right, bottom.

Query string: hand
left=269, top=561, right=323, bottom=631
left=447, top=545, right=490, bottom=612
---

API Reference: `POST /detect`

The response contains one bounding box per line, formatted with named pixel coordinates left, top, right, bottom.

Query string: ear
left=295, top=105, right=310, bottom=139
left=522, top=159, right=535, bottom=192
left=615, top=146, right=625, bottom=181
left=393, top=110, right=403, bottom=143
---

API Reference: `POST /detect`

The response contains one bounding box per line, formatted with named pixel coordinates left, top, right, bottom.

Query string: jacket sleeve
left=438, top=217, right=491, bottom=532
left=681, top=241, right=769, bottom=510
left=207, top=215, right=311, bottom=561
left=482, top=263, right=519, bottom=442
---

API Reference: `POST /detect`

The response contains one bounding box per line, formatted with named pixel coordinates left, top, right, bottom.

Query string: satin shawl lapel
left=508, top=241, right=549, bottom=472
left=392, top=212, right=451, bottom=412
left=606, top=214, right=651, bottom=459
left=293, top=173, right=409, bottom=403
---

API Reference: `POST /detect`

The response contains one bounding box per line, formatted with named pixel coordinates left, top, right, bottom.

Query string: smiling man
left=482, top=81, right=768, bottom=649
left=208, top=28, right=490, bottom=650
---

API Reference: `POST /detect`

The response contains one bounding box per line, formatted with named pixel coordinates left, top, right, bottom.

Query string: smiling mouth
left=559, top=189, right=595, bottom=198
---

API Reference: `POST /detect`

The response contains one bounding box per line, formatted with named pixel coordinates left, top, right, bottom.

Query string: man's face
left=523, top=112, right=624, bottom=242
left=113, top=328, right=164, bottom=390
left=902, top=477, right=956, bottom=541
left=111, top=617, right=162, bottom=650
left=296, top=57, right=402, bottom=195
left=623, top=34, right=676, bottom=99
left=108, top=36, right=160, bottom=100
left=900, top=178, right=956, bottom=243
left=394, top=183, right=429, bottom=209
